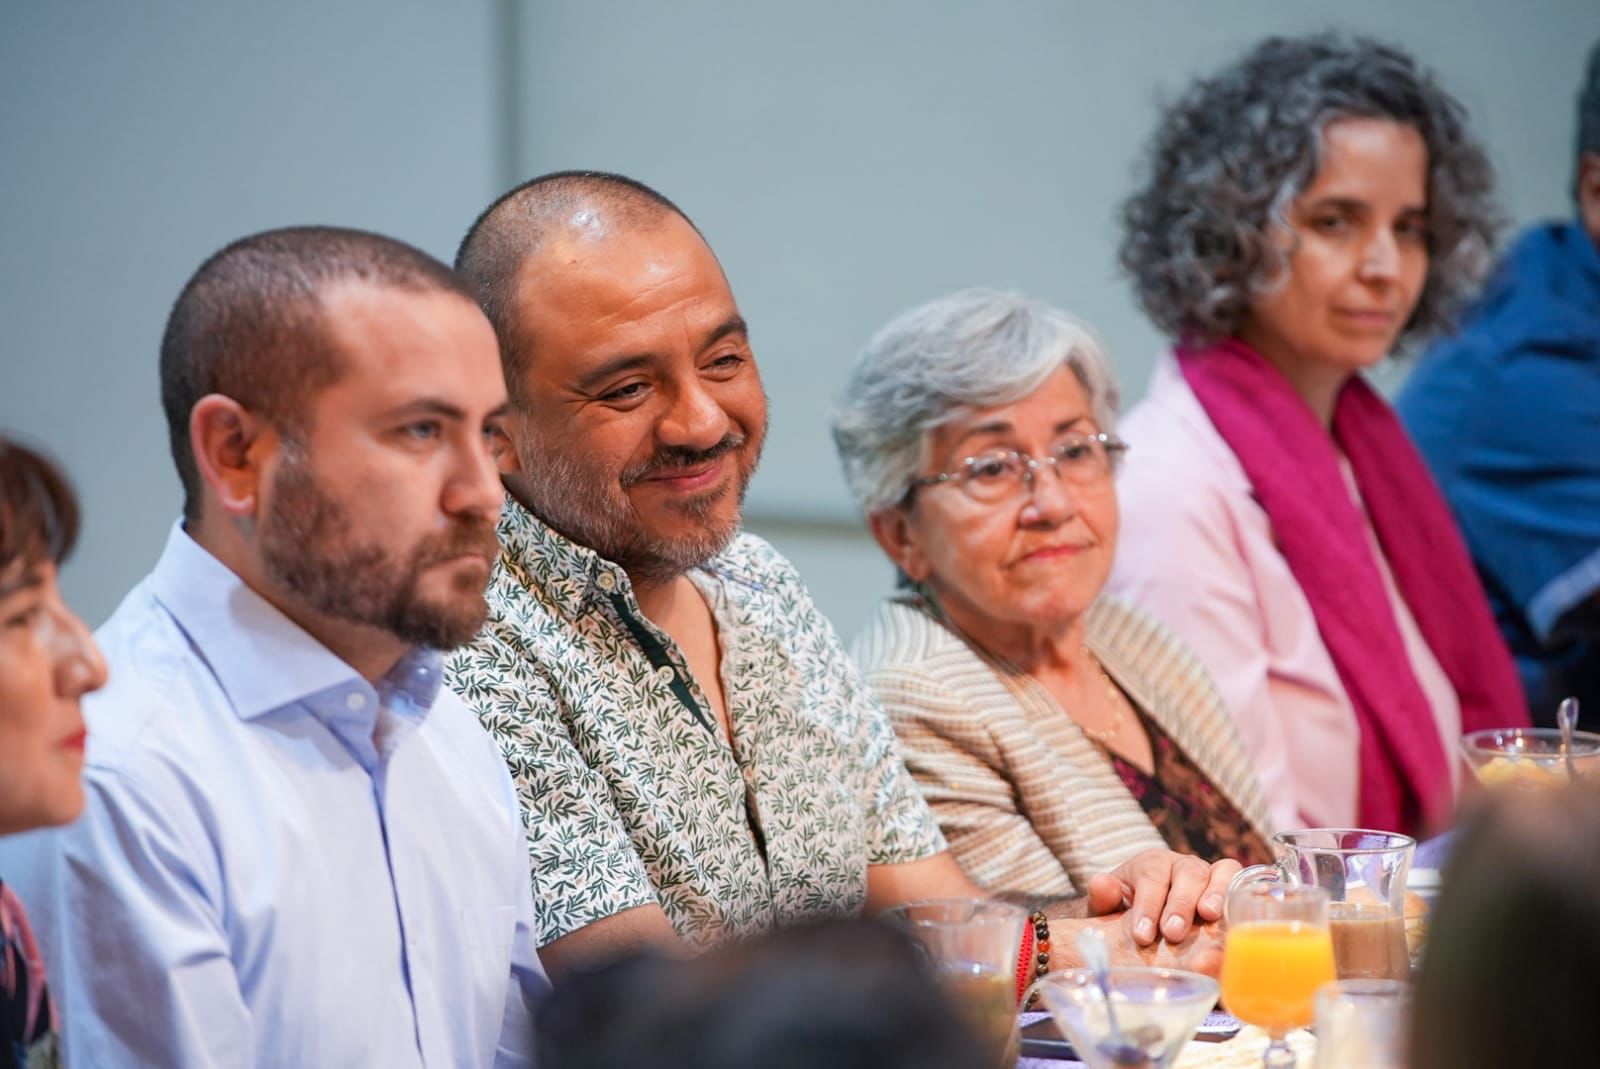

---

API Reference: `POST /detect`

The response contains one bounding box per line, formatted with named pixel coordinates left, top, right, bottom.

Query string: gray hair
left=1119, top=31, right=1500, bottom=347
left=832, top=288, right=1120, bottom=516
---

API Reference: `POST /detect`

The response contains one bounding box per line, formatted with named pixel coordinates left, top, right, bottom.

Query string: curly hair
left=1119, top=32, right=1500, bottom=347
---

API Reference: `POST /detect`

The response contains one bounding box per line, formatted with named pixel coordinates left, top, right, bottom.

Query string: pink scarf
left=1178, top=338, right=1527, bottom=834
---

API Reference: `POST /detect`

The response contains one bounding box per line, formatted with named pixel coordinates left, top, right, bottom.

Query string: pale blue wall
left=515, top=0, right=1597, bottom=637
left=3, top=1, right=1595, bottom=638
left=0, top=2, right=504, bottom=625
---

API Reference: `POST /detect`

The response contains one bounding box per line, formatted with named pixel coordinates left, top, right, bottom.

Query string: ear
left=1579, top=153, right=1600, bottom=250
left=493, top=410, right=530, bottom=476
left=488, top=423, right=519, bottom=474
left=189, top=394, right=274, bottom=519
left=867, top=506, right=932, bottom=584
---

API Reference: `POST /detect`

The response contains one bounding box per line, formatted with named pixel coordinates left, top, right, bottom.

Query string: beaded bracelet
left=1025, top=911, right=1049, bottom=1008
left=1014, top=911, right=1050, bottom=1007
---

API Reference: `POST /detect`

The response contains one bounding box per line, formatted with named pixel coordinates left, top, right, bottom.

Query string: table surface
left=1019, top=1023, right=1316, bottom=1068
left=1016, top=831, right=1451, bottom=1067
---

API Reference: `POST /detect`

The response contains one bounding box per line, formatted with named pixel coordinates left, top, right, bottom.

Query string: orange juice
left=1220, top=920, right=1337, bottom=1033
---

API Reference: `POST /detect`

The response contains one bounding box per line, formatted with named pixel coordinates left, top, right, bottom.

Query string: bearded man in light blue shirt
left=0, top=226, right=548, bottom=1066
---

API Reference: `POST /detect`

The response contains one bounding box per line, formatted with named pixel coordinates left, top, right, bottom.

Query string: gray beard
left=511, top=434, right=756, bottom=585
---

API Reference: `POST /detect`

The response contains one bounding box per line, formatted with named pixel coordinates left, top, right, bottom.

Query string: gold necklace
left=1075, top=645, right=1129, bottom=744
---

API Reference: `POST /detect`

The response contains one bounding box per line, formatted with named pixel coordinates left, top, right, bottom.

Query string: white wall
left=0, top=1, right=503, bottom=625
left=515, top=0, right=1597, bottom=638
left=4, top=1, right=1595, bottom=639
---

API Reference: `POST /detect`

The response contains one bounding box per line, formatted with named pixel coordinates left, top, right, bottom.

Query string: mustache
left=413, top=518, right=501, bottom=568
left=619, top=433, right=747, bottom=488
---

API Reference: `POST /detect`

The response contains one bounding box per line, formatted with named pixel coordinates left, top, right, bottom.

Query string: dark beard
left=259, top=456, right=500, bottom=650
left=517, top=432, right=758, bottom=585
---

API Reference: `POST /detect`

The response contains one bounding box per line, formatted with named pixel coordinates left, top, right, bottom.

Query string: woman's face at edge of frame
left=0, top=556, right=107, bottom=835
left=880, top=365, right=1119, bottom=641
left=1237, top=117, right=1432, bottom=381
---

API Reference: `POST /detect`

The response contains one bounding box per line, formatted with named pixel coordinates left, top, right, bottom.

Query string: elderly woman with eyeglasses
left=833, top=288, right=1274, bottom=901
left=1107, top=33, right=1527, bottom=839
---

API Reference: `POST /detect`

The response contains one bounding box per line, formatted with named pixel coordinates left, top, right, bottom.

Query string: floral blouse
left=1, top=881, right=57, bottom=1069
left=1108, top=713, right=1273, bottom=866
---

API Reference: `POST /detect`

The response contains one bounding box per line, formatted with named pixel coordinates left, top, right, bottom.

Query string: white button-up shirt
left=0, top=524, right=547, bottom=1067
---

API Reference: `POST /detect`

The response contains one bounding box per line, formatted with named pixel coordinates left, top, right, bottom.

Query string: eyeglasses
left=906, top=432, right=1129, bottom=505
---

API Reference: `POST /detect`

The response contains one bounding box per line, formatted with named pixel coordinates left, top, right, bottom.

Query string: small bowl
left=1460, top=727, right=1600, bottom=788
left=1028, top=967, right=1218, bottom=1069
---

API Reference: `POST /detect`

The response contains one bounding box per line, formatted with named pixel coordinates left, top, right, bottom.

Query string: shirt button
left=596, top=571, right=617, bottom=592
left=345, top=692, right=367, bottom=711
left=655, top=665, right=676, bottom=684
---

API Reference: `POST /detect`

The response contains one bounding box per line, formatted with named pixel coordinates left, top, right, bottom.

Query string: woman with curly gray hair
left=1106, top=32, right=1527, bottom=839
left=835, top=289, right=1274, bottom=901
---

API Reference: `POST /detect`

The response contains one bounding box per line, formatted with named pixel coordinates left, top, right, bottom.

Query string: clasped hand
left=1079, top=849, right=1236, bottom=974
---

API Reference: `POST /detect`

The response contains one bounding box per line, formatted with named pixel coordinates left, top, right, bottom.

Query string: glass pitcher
left=1231, top=828, right=1414, bottom=981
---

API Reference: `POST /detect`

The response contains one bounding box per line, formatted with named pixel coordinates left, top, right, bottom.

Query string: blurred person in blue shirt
left=0, top=227, right=548, bottom=1066
left=1400, top=41, right=1600, bottom=727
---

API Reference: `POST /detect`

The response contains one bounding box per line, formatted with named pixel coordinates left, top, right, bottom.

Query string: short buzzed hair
left=160, top=225, right=475, bottom=524
left=454, top=170, right=695, bottom=403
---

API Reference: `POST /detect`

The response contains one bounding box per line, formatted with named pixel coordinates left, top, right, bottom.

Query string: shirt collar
left=146, top=522, right=427, bottom=724
left=296, top=646, right=445, bottom=772
left=495, top=493, right=633, bottom=619
left=495, top=490, right=772, bottom=617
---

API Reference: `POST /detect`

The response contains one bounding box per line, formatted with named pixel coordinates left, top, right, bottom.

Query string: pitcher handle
left=1223, top=863, right=1282, bottom=923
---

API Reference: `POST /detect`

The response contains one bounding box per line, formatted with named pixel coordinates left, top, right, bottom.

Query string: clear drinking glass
left=1461, top=726, right=1600, bottom=787
left=1028, top=967, right=1218, bottom=1069
left=881, top=898, right=1026, bottom=1069
left=1232, top=828, right=1415, bottom=980
left=1313, top=978, right=1410, bottom=1069
left=1221, top=884, right=1336, bottom=1068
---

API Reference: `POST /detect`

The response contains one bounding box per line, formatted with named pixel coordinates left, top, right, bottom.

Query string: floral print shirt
left=446, top=498, right=945, bottom=950
left=1, top=882, right=57, bottom=1069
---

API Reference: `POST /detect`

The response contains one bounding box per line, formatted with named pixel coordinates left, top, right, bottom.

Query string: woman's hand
left=1084, top=849, right=1239, bottom=945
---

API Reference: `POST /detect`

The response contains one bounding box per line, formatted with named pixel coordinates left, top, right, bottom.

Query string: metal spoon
left=1559, top=697, right=1580, bottom=780
left=1076, top=927, right=1150, bottom=1067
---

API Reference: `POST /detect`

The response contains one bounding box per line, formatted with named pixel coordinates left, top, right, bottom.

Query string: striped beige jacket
left=852, top=594, right=1274, bottom=898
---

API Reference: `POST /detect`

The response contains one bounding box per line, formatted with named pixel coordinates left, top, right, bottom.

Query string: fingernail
left=1203, top=894, right=1223, bottom=915
left=1163, top=914, right=1185, bottom=941
left=1135, top=917, right=1156, bottom=942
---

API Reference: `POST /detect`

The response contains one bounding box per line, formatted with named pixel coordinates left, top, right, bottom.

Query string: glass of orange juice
left=1221, top=884, right=1336, bottom=1067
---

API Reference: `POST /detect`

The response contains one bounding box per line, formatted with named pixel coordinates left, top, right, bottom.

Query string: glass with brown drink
left=1231, top=829, right=1415, bottom=981
left=937, top=960, right=1022, bottom=1063
left=882, top=898, right=1026, bottom=1068
left=1327, top=902, right=1410, bottom=980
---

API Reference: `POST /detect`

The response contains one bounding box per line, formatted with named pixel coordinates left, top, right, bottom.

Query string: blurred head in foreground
left=535, top=918, right=986, bottom=1069
left=0, top=438, right=106, bottom=835
left=1411, top=784, right=1600, bottom=1068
